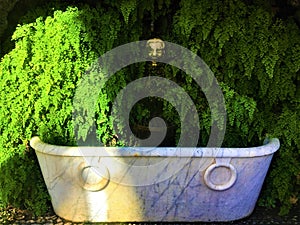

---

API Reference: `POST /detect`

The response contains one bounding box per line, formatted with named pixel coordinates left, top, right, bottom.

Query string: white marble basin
left=30, top=137, right=280, bottom=222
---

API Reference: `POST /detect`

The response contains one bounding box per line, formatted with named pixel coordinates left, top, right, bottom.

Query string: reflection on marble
left=30, top=137, right=280, bottom=222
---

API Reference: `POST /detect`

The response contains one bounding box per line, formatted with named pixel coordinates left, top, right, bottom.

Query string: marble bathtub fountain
left=30, top=39, right=280, bottom=222
left=30, top=137, right=280, bottom=222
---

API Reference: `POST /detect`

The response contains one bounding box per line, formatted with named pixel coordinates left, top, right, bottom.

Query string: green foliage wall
left=0, top=0, right=299, bottom=216
left=172, top=0, right=300, bottom=214
left=0, top=5, right=123, bottom=214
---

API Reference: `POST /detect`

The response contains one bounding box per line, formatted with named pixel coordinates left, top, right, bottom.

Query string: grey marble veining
left=30, top=137, right=280, bottom=222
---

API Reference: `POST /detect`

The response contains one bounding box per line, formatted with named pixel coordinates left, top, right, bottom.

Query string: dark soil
left=0, top=204, right=299, bottom=224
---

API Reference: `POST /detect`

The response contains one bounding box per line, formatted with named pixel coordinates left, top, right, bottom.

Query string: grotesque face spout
left=147, top=38, right=165, bottom=66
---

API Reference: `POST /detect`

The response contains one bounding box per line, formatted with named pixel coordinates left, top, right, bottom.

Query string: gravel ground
left=0, top=204, right=299, bottom=224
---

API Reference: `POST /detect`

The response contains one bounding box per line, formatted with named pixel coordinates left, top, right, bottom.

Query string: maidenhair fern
left=0, top=5, right=122, bottom=214
left=120, top=0, right=137, bottom=24
left=173, top=0, right=300, bottom=214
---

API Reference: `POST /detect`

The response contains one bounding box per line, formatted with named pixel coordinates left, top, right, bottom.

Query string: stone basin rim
left=30, top=136, right=280, bottom=158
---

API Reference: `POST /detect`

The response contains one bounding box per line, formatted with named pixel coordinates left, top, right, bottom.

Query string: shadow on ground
left=0, top=204, right=299, bottom=224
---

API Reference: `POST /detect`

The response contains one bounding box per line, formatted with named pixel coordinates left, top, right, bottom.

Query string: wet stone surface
left=0, top=205, right=299, bottom=224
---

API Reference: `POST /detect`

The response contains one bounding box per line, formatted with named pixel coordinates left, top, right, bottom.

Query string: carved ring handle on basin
left=204, top=163, right=237, bottom=191
left=78, top=162, right=110, bottom=192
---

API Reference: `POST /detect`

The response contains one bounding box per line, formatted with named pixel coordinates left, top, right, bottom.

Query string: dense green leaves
left=173, top=0, right=300, bottom=214
left=0, top=5, right=122, bottom=214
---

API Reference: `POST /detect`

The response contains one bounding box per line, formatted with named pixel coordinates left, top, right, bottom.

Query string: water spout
left=147, top=38, right=165, bottom=66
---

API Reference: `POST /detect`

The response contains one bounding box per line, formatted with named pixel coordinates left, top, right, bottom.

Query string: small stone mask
left=147, top=38, right=165, bottom=64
